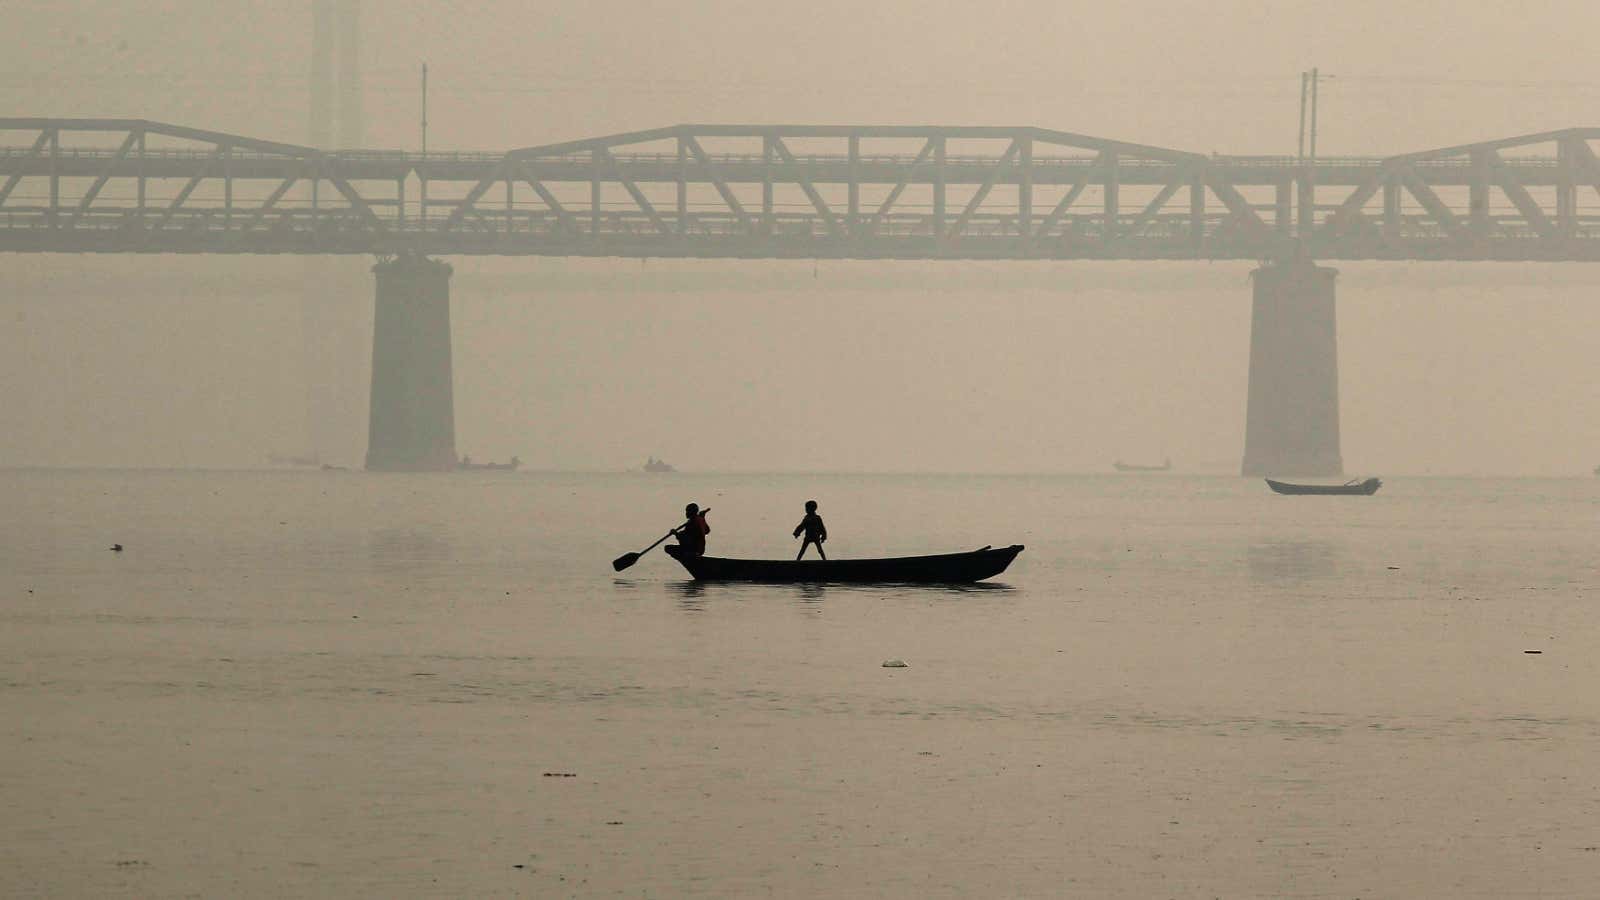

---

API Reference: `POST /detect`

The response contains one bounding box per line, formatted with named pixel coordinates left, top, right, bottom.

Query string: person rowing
left=611, top=503, right=710, bottom=572
left=670, top=502, right=710, bottom=559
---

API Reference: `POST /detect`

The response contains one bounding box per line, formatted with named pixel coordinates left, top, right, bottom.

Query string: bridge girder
left=1313, top=128, right=1600, bottom=257
left=2, top=119, right=1598, bottom=260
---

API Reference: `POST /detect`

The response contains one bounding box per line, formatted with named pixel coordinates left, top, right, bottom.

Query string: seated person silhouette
left=665, top=502, right=710, bottom=560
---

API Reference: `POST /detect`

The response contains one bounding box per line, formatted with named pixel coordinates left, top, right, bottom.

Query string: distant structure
left=1241, top=260, right=1341, bottom=477
left=643, top=457, right=677, bottom=473
left=365, top=254, right=457, bottom=471
left=309, top=0, right=361, bottom=150
left=5, top=116, right=1598, bottom=477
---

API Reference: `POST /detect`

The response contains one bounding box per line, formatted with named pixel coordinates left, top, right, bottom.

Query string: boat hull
left=664, top=544, right=1024, bottom=583
left=1265, top=477, right=1381, bottom=495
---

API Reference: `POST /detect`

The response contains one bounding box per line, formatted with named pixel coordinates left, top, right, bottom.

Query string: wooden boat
left=1265, top=477, right=1381, bottom=496
left=458, top=455, right=520, bottom=471
left=664, top=543, right=1024, bottom=583
left=1113, top=457, right=1171, bottom=472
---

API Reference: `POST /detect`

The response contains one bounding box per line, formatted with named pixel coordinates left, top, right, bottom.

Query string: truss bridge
left=5, top=119, right=1600, bottom=260
left=6, top=117, right=1598, bottom=476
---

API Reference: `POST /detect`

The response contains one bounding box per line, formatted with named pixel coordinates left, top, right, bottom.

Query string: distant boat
left=1594, top=464, right=1599, bottom=476
left=1266, top=477, right=1382, bottom=496
left=643, top=456, right=676, bottom=473
left=266, top=451, right=320, bottom=467
left=1113, top=457, right=1171, bottom=472
left=458, top=455, right=520, bottom=471
left=664, top=544, right=1024, bottom=583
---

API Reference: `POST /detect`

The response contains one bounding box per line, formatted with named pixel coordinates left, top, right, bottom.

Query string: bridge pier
left=365, top=254, right=457, bottom=472
left=1240, top=259, right=1343, bottom=477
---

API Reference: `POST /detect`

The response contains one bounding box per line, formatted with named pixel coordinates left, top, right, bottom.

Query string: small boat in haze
left=643, top=456, right=677, bottom=473
left=267, top=451, right=321, bottom=467
left=458, top=455, right=520, bottom=471
left=1113, top=457, right=1172, bottom=472
left=1266, top=477, right=1382, bottom=496
left=663, top=544, right=1024, bottom=583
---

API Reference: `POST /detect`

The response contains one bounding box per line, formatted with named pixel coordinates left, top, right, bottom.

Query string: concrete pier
left=364, top=254, right=457, bottom=471
left=1240, top=259, right=1343, bottom=477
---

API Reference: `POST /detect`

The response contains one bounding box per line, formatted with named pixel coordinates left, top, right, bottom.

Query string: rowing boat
left=1265, top=477, right=1382, bottom=495
left=663, top=544, right=1024, bottom=583
left=1113, top=458, right=1171, bottom=472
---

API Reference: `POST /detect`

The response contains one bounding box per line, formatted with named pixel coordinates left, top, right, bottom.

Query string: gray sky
left=2, top=1, right=1599, bottom=474
left=7, top=0, right=1600, bottom=153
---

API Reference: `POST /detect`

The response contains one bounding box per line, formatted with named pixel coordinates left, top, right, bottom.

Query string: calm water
left=3, top=469, right=1598, bottom=897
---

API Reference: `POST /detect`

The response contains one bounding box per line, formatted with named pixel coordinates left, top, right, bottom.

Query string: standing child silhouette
left=792, top=500, right=827, bottom=560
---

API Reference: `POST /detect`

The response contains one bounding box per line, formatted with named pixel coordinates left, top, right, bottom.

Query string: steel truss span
left=3, top=118, right=1600, bottom=260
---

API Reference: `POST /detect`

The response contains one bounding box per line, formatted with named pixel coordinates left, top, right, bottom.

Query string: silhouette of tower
left=301, top=0, right=364, bottom=463
left=309, top=0, right=360, bottom=149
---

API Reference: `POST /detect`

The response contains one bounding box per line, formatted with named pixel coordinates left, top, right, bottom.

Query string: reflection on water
left=367, top=526, right=454, bottom=570
left=1246, top=539, right=1343, bottom=583
left=667, top=580, right=706, bottom=599
left=935, top=581, right=1017, bottom=594
left=669, top=580, right=708, bottom=611
left=665, top=578, right=1017, bottom=613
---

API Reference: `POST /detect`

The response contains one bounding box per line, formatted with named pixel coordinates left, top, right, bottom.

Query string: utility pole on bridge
left=1297, top=67, right=1332, bottom=162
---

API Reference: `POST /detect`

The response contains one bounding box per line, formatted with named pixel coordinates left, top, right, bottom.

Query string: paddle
left=612, top=507, right=709, bottom=572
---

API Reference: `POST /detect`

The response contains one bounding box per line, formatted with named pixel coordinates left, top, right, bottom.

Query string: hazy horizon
left=5, top=257, right=1600, bottom=477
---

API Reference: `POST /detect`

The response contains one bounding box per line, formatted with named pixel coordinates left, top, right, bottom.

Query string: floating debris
left=543, top=772, right=577, bottom=777
left=110, top=544, right=123, bottom=552
left=882, top=659, right=908, bottom=668
left=1524, top=650, right=1544, bottom=654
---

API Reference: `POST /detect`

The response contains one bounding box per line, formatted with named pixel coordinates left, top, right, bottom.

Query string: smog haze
left=3, top=0, right=1599, bottom=474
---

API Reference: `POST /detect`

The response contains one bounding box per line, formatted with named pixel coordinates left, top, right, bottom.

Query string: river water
left=3, top=468, right=1598, bottom=897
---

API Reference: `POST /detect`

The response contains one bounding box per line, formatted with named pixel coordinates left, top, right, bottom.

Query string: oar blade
left=611, top=551, right=642, bottom=572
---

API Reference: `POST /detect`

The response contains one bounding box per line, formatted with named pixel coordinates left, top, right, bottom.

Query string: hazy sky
left=6, top=0, right=1600, bottom=154
left=3, top=1, right=1599, bottom=474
